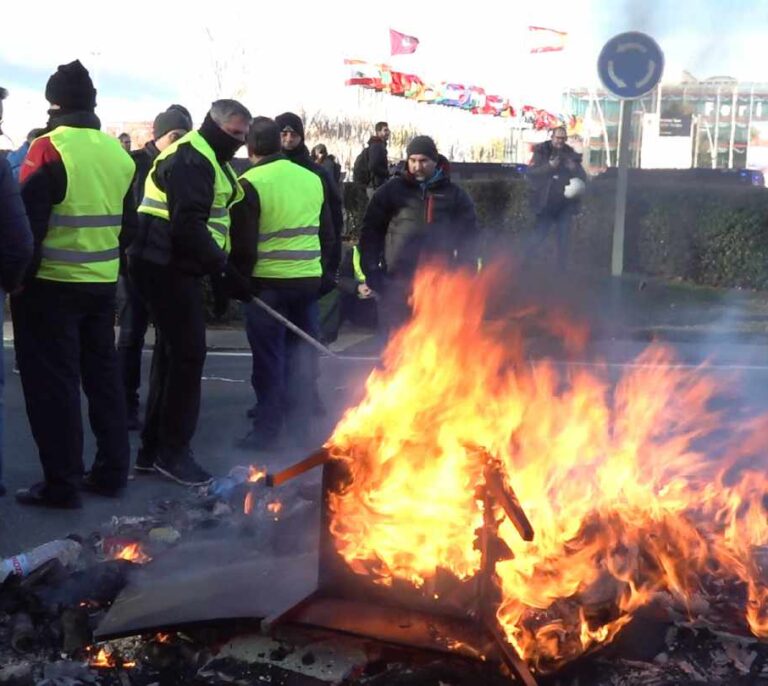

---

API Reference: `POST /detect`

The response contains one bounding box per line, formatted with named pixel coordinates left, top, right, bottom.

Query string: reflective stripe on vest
left=37, top=127, right=134, bottom=283
left=239, top=159, right=324, bottom=279
left=138, top=131, right=243, bottom=252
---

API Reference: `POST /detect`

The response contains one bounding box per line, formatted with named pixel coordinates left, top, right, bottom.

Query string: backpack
left=352, top=147, right=370, bottom=186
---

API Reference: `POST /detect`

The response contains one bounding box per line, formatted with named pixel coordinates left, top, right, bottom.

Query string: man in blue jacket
left=0, top=87, right=35, bottom=496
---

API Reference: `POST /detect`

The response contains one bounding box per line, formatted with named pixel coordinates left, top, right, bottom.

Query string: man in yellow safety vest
left=128, top=99, right=252, bottom=486
left=230, top=117, right=338, bottom=449
left=13, top=60, right=136, bottom=509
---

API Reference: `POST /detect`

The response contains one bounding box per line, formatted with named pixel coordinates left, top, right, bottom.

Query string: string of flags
left=344, top=59, right=581, bottom=131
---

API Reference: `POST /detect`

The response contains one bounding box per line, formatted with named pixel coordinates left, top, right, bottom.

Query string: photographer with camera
left=525, top=126, right=587, bottom=270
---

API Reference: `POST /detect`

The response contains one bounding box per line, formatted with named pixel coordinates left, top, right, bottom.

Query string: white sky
left=1, top=0, right=766, bottom=145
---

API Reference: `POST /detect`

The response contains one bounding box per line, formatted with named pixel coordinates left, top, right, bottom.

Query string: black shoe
left=81, top=472, right=125, bottom=498
left=154, top=454, right=212, bottom=487
left=126, top=408, right=143, bottom=432
left=134, top=447, right=156, bottom=474
left=15, top=482, right=82, bottom=510
left=235, top=428, right=281, bottom=451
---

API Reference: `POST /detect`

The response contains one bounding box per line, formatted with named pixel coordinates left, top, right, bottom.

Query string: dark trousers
left=524, top=207, right=575, bottom=270
left=11, top=280, right=129, bottom=498
left=243, top=285, right=319, bottom=439
left=116, top=274, right=149, bottom=413
left=129, top=259, right=206, bottom=457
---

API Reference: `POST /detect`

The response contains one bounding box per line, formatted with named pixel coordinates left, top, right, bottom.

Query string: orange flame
left=267, top=500, right=282, bottom=514
left=249, top=466, right=266, bottom=482
left=88, top=646, right=136, bottom=669
left=326, top=263, right=768, bottom=671
left=155, top=632, right=172, bottom=643
left=244, top=491, right=254, bottom=515
left=114, top=543, right=151, bottom=564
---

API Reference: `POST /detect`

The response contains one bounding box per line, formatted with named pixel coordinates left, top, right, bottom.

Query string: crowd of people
left=0, top=58, right=586, bottom=510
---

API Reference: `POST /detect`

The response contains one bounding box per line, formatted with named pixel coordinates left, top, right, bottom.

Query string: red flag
left=390, top=28, right=419, bottom=56
left=528, top=26, right=568, bottom=53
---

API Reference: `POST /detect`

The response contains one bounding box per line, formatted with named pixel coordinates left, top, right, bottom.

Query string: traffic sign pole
left=597, top=32, right=664, bottom=278
left=611, top=99, right=634, bottom=276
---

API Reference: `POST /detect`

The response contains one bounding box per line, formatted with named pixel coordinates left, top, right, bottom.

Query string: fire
left=244, top=491, right=254, bottom=515
left=249, top=466, right=266, bottom=482
left=88, top=646, right=135, bottom=669
left=114, top=543, right=151, bottom=564
left=267, top=500, right=282, bottom=514
left=155, top=632, right=172, bottom=643
left=326, top=263, right=768, bottom=671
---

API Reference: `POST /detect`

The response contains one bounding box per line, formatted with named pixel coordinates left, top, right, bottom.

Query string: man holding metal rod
left=229, top=117, right=339, bottom=450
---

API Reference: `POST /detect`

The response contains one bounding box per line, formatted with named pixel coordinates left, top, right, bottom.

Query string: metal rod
left=265, top=448, right=332, bottom=487
left=611, top=98, right=634, bottom=277
left=250, top=297, right=338, bottom=358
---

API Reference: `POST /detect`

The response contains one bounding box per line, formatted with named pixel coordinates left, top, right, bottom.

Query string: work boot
left=154, top=450, right=212, bottom=487
left=81, top=472, right=125, bottom=498
left=15, top=482, right=82, bottom=510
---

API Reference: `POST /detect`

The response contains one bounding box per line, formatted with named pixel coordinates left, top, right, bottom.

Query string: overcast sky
left=1, top=0, right=766, bottom=144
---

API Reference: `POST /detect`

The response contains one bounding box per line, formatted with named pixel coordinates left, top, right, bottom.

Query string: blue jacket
left=0, top=157, right=33, bottom=291
left=6, top=141, right=29, bottom=181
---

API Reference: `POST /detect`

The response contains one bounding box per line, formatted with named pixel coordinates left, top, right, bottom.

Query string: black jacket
left=284, top=143, right=343, bottom=270
left=527, top=140, right=587, bottom=216
left=359, top=157, right=477, bottom=287
left=367, top=136, right=389, bottom=189
left=0, top=158, right=33, bottom=292
left=128, top=131, right=238, bottom=276
left=19, top=110, right=137, bottom=290
left=229, top=153, right=339, bottom=290
left=129, top=140, right=160, bottom=208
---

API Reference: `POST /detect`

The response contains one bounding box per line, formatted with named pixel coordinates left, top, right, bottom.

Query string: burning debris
left=6, top=263, right=768, bottom=684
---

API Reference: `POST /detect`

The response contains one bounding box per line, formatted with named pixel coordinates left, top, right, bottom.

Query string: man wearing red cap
left=13, top=60, right=136, bottom=509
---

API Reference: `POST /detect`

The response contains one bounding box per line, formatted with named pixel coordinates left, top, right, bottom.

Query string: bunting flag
left=528, top=25, right=568, bottom=53
left=343, top=58, right=581, bottom=130
left=390, top=28, right=420, bottom=55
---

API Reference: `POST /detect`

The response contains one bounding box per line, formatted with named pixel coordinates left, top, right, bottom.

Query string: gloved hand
left=319, top=272, right=338, bottom=297
left=224, top=263, right=253, bottom=303
left=210, top=271, right=230, bottom=320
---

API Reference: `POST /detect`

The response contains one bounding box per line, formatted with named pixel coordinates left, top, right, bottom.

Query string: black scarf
left=199, top=113, right=243, bottom=163
left=45, top=108, right=101, bottom=133
left=283, top=142, right=314, bottom=171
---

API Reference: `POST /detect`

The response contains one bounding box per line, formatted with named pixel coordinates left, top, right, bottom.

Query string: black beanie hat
left=45, top=60, right=97, bottom=110
left=406, top=135, right=439, bottom=161
left=275, top=112, right=305, bottom=140
left=153, top=107, right=192, bottom=139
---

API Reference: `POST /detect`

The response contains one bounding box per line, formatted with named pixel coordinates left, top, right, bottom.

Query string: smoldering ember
left=3, top=265, right=768, bottom=686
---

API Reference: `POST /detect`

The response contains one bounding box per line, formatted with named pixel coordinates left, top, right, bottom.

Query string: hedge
left=343, top=178, right=768, bottom=290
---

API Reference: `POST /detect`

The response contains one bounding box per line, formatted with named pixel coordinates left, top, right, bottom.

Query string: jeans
left=524, top=207, right=575, bottom=270
left=243, top=285, right=319, bottom=439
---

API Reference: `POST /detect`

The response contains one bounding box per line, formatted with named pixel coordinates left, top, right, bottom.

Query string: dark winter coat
left=0, top=158, right=33, bottom=292
left=359, top=156, right=477, bottom=288
left=367, top=136, right=389, bottom=189
left=129, top=140, right=160, bottom=208
left=527, top=140, right=587, bottom=216
left=128, top=129, right=239, bottom=276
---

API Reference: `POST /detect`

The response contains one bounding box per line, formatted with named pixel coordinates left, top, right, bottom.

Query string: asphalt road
left=2, top=334, right=768, bottom=557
